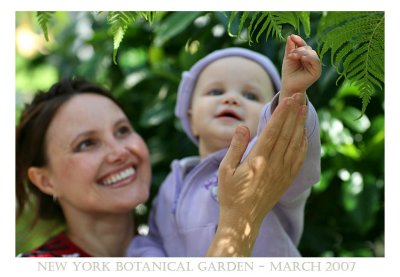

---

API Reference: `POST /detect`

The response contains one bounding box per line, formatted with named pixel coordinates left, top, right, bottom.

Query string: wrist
left=279, top=90, right=307, bottom=105
left=207, top=209, right=263, bottom=257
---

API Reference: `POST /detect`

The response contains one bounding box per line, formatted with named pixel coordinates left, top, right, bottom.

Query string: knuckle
left=250, top=156, right=267, bottom=172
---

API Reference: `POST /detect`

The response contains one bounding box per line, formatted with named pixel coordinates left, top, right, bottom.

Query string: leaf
left=299, top=11, right=311, bottom=37
left=138, top=11, right=160, bottom=24
left=107, top=12, right=161, bottom=64
left=153, top=12, right=203, bottom=47
left=107, top=12, right=137, bottom=64
left=317, top=12, right=384, bottom=115
left=140, top=100, right=174, bottom=127
left=226, top=12, right=310, bottom=45
left=36, top=11, right=55, bottom=41
left=227, top=11, right=239, bottom=37
left=313, top=169, right=335, bottom=193
left=334, top=106, right=371, bottom=133
left=337, top=144, right=361, bottom=160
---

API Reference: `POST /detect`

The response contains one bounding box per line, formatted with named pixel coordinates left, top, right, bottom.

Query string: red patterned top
left=18, top=232, right=91, bottom=257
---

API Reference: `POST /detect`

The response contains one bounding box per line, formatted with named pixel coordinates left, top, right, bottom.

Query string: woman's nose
left=106, top=141, right=129, bottom=164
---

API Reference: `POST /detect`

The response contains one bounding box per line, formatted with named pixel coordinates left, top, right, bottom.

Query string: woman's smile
left=97, top=165, right=137, bottom=188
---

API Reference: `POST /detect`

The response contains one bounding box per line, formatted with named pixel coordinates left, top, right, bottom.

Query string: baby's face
left=190, top=56, right=275, bottom=158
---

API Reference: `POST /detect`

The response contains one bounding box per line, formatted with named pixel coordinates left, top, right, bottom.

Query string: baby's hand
left=280, top=34, right=321, bottom=103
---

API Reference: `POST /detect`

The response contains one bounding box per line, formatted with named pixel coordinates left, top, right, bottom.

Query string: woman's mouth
left=98, top=167, right=136, bottom=187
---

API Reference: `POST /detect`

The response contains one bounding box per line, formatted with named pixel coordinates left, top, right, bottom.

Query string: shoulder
left=17, top=232, right=90, bottom=257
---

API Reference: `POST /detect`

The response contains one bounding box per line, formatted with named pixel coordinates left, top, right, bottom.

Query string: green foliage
left=153, top=12, right=203, bottom=47
left=36, top=11, right=160, bottom=65
left=303, top=79, right=384, bottom=256
left=227, top=11, right=310, bottom=43
left=19, top=11, right=384, bottom=257
left=36, top=11, right=55, bottom=41
left=317, top=12, right=384, bottom=116
left=34, top=11, right=384, bottom=115
left=226, top=11, right=384, bottom=116
left=105, top=11, right=160, bottom=64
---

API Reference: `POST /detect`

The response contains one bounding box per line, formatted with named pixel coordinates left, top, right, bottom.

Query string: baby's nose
left=222, top=92, right=240, bottom=105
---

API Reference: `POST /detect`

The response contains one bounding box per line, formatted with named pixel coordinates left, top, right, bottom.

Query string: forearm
left=207, top=214, right=262, bottom=257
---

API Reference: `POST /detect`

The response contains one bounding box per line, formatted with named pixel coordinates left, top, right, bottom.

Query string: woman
left=16, top=78, right=307, bottom=257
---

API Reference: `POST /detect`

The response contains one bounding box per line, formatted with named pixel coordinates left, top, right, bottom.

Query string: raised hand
left=207, top=93, right=308, bottom=256
left=280, top=34, right=321, bottom=103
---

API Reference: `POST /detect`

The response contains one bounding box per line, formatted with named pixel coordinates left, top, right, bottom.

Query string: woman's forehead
left=57, top=94, right=123, bottom=119
left=46, top=94, right=126, bottom=144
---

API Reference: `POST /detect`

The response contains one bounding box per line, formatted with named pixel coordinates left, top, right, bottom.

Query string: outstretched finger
left=291, top=129, right=308, bottom=176
left=249, top=97, right=297, bottom=161
left=220, top=125, right=250, bottom=175
left=268, top=101, right=301, bottom=165
left=283, top=105, right=307, bottom=168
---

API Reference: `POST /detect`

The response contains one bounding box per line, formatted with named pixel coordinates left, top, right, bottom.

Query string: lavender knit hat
left=175, top=47, right=281, bottom=145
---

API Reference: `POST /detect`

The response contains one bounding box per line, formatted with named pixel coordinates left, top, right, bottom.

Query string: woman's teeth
left=100, top=167, right=136, bottom=186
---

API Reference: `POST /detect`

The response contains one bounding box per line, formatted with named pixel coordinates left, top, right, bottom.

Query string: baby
left=128, top=35, right=321, bottom=256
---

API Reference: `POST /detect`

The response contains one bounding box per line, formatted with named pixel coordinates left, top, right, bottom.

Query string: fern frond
left=226, top=11, right=258, bottom=42
left=36, top=11, right=55, bottom=41
left=227, top=12, right=310, bottom=45
left=238, top=12, right=249, bottom=39
left=107, top=12, right=138, bottom=64
left=246, top=12, right=260, bottom=43
left=317, top=12, right=384, bottom=114
left=107, top=11, right=160, bottom=64
left=227, top=11, right=239, bottom=37
left=299, top=11, right=311, bottom=37
left=138, top=11, right=159, bottom=24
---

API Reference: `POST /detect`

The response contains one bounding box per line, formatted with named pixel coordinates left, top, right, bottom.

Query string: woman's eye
left=207, top=89, right=223, bottom=96
left=243, top=91, right=259, bottom=101
left=116, top=125, right=132, bottom=137
left=75, top=139, right=96, bottom=152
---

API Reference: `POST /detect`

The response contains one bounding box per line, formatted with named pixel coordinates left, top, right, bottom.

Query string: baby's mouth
left=98, top=167, right=136, bottom=186
left=216, top=110, right=242, bottom=121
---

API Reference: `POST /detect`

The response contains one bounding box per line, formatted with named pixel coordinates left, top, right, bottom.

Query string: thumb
left=220, top=125, right=250, bottom=172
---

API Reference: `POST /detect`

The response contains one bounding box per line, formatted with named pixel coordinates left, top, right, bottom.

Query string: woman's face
left=42, top=93, right=151, bottom=215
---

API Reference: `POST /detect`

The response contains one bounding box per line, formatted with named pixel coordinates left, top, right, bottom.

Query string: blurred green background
left=15, top=11, right=384, bottom=257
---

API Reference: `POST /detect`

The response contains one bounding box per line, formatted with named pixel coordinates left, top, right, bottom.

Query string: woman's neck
left=64, top=211, right=134, bottom=257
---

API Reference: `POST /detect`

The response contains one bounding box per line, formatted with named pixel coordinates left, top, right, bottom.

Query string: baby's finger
left=300, top=56, right=322, bottom=76
left=284, top=35, right=297, bottom=58
left=290, top=48, right=317, bottom=57
left=290, top=34, right=307, bottom=48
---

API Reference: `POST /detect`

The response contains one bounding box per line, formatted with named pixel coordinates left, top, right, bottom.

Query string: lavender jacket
left=127, top=93, right=321, bottom=257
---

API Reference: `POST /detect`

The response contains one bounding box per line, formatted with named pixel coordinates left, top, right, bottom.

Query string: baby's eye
left=207, top=89, right=224, bottom=96
left=243, top=91, right=259, bottom=101
left=75, top=139, right=97, bottom=152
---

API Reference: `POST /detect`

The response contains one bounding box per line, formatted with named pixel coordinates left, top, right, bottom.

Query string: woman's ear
left=27, top=167, right=55, bottom=196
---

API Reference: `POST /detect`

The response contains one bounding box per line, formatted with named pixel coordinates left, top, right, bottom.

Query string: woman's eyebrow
left=69, top=117, right=131, bottom=146
left=114, top=117, right=130, bottom=125
left=69, top=130, right=97, bottom=148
